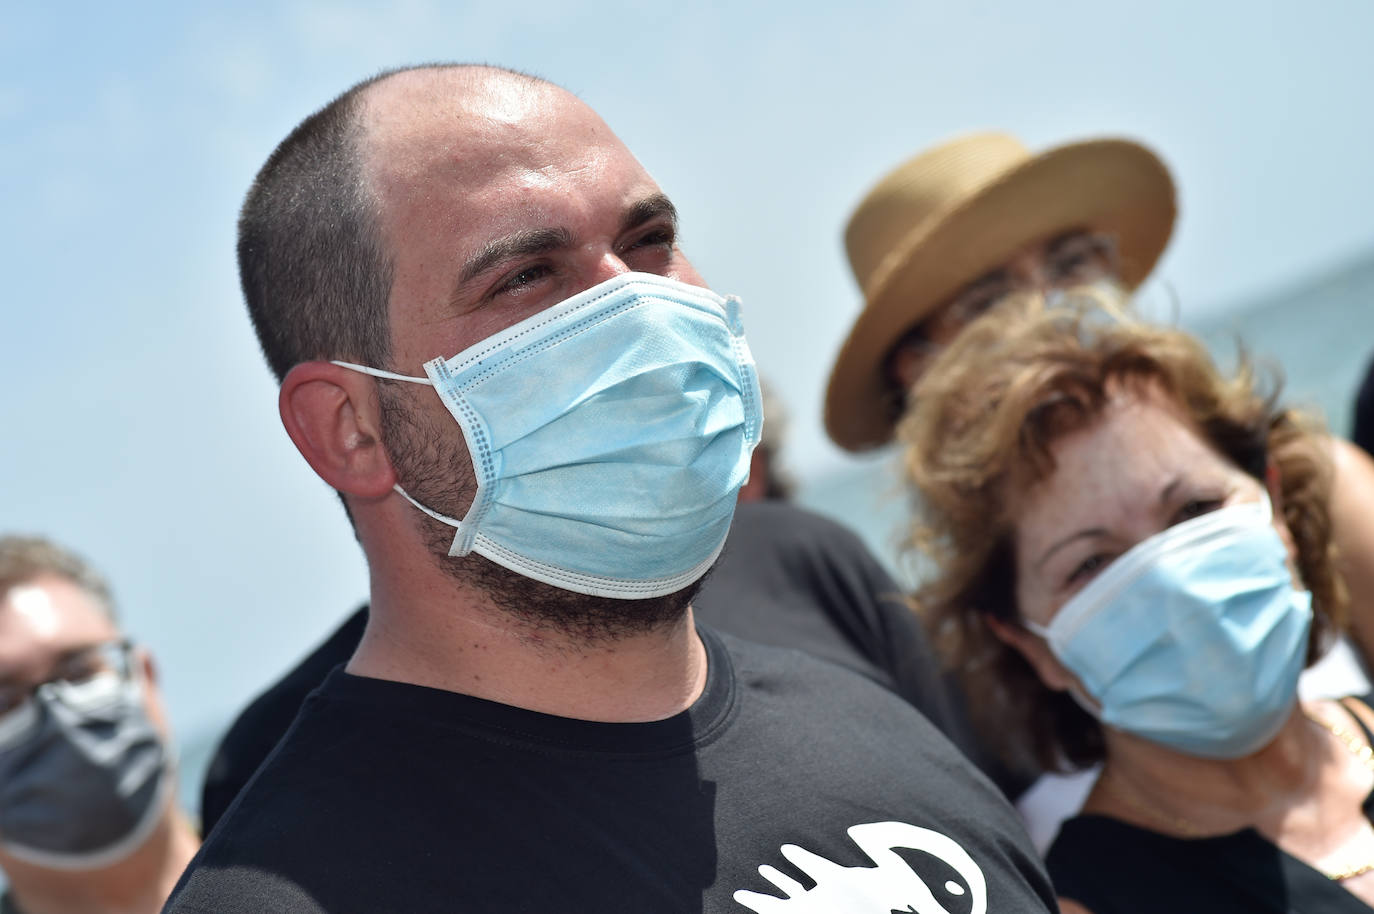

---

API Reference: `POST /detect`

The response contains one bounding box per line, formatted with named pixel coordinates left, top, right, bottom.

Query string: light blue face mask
left=1026, top=495, right=1313, bottom=759
left=336, top=272, right=762, bottom=600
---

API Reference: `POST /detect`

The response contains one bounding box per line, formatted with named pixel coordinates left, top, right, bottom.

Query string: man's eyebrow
left=457, top=227, right=575, bottom=288
left=620, top=194, right=678, bottom=235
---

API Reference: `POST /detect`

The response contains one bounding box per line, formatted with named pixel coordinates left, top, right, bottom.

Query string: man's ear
left=133, top=646, right=176, bottom=737
left=136, top=647, right=157, bottom=688
left=279, top=361, right=397, bottom=498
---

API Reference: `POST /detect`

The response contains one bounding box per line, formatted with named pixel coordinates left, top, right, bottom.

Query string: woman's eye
left=1175, top=498, right=1224, bottom=523
left=1067, top=553, right=1110, bottom=586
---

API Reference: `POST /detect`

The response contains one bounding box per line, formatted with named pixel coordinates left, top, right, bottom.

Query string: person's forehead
left=1016, top=389, right=1229, bottom=535
left=357, top=69, right=667, bottom=357
left=360, top=70, right=645, bottom=214
left=1053, top=392, right=1211, bottom=475
left=0, top=575, right=117, bottom=675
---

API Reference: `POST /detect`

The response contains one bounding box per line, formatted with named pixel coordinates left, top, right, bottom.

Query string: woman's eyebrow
left=1037, top=527, right=1108, bottom=570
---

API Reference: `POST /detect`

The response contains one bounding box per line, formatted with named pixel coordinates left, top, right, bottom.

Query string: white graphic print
left=733, top=821, right=986, bottom=914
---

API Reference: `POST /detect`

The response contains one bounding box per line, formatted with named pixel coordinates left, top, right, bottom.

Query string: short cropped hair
left=0, top=536, right=118, bottom=622
left=238, top=63, right=553, bottom=382
left=898, top=296, right=1342, bottom=772
left=237, top=70, right=396, bottom=381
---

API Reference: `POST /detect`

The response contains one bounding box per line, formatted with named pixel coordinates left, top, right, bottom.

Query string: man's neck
left=5, top=809, right=199, bottom=914
left=349, top=578, right=709, bottom=723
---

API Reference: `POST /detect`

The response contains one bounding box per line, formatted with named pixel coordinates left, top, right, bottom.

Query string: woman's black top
left=1046, top=697, right=1374, bottom=913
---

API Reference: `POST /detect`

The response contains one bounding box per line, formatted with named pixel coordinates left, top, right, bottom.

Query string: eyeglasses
left=883, top=231, right=1120, bottom=392
left=0, top=639, right=136, bottom=726
left=937, top=231, right=1120, bottom=333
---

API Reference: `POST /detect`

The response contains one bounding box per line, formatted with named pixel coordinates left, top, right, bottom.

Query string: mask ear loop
left=330, top=360, right=484, bottom=555
left=330, top=361, right=430, bottom=384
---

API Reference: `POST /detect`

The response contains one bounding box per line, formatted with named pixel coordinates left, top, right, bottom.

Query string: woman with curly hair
left=901, top=297, right=1374, bottom=912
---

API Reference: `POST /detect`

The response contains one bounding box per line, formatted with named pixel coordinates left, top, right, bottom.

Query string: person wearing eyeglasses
left=0, top=536, right=197, bottom=914
left=825, top=132, right=1175, bottom=449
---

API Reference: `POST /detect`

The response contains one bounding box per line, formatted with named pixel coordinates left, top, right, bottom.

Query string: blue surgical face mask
left=1026, top=495, right=1313, bottom=759
left=336, top=272, right=763, bottom=600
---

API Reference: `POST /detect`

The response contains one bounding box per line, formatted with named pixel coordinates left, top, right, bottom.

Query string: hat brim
left=824, top=138, right=1177, bottom=451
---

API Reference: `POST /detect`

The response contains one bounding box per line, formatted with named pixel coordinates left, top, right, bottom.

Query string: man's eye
left=629, top=228, right=675, bottom=249
left=620, top=228, right=677, bottom=264
left=496, top=263, right=552, bottom=295
left=53, top=658, right=105, bottom=687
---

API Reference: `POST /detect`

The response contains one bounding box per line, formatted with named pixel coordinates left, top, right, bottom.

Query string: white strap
left=392, top=485, right=463, bottom=527
left=331, top=360, right=431, bottom=384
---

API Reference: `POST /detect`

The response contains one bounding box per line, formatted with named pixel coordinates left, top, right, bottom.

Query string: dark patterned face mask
left=0, top=644, right=170, bottom=870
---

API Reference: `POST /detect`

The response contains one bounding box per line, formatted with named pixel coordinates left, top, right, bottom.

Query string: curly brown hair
left=897, top=297, right=1344, bottom=772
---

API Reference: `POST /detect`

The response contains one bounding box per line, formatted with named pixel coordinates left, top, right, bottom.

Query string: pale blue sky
left=4, top=0, right=1374, bottom=744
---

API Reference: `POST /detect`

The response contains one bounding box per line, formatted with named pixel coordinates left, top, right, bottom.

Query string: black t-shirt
left=200, top=502, right=1010, bottom=836
left=169, top=627, right=1054, bottom=913
left=1046, top=696, right=1374, bottom=912
left=694, top=502, right=982, bottom=761
left=199, top=606, right=368, bottom=834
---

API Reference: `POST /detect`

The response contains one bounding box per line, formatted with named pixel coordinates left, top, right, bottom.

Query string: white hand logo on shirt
left=733, top=821, right=986, bottom=914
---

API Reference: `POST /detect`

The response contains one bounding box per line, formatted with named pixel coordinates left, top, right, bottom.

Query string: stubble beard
left=377, top=384, right=699, bottom=645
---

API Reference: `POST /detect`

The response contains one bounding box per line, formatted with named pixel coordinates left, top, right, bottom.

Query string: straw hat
left=824, top=132, right=1176, bottom=452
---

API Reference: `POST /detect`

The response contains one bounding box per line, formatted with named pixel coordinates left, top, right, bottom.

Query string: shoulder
left=723, top=500, right=879, bottom=564
left=710, top=626, right=904, bottom=706
left=200, top=606, right=369, bottom=831
left=711, top=630, right=1058, bottom=910
left=1045, top=814, right=1222, bottom=913
left=701, top=500, right=908, bottom=642
left=165, top=863, right=330, bottom=914
left=213, top=607, right=367, bottom=746
left=708, top=627, right=987, bottom=788
left=1329, top=436, right=1374, bottom=508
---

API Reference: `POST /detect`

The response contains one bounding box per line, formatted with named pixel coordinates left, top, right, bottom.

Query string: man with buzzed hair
left=166, top=65, right=1055, bottom=912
